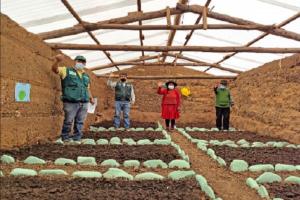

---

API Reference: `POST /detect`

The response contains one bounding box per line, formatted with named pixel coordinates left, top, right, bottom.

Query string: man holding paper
left=52, top=54, right=94, bottom=142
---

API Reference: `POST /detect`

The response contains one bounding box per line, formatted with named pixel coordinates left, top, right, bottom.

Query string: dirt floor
left=176, top=122, right=214, bottom=128
left=171, top=131, right=263, bottom=200
left=91, top=121, right=158, bottom=128
left=188, top=131, right=289, bottom=143
left=0, top=144, right=181, bottom=163
left=83, top=131, right=165, bottom=141
left=0, top=177, right=207, bottom=200
left=264, top=183, right=300, bottom=200
left=210, top=146, right=300, bottom=165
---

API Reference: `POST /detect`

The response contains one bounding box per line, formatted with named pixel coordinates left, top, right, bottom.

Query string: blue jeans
left=61, top=102, right=88, bottom=141
left=114, top=101, right=131, bottom=128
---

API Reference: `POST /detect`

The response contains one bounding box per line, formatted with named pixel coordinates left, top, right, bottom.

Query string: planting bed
left=83, top=131, right=165, bottom=141
left=176, top=122, right=212, bottom=128
left=0, top=177, right=207, bottom=200
left=91, top=121, right=158, bottom=128
left=188, top=131, right=288, bottom=143
left=264, top=183, right=300, bottom=200
left=0, top=144, right=181, bottom=163
left=210, top=146, right=300, bottom=165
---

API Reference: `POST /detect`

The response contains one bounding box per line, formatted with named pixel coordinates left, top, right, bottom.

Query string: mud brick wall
left=231, top=54, right=300, bottom=143
left=0, top=14, right=106, bottom=149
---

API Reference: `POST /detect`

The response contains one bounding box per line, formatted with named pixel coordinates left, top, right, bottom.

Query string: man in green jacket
left=52, top=54, right=94, bottom=142
left=214, top=80, right=234, bottom=131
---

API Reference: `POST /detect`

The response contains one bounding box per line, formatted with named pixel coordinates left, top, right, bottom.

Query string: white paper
left=87, top=98, right=97, bottom=114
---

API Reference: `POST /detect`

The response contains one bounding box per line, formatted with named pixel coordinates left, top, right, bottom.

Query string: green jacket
left=214, top=87, right=233, bottom=108
left=61, top=68, right=90, bottom=102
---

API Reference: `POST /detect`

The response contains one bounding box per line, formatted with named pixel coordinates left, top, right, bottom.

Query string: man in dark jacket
left=107, top=73, right=135, bottom=130
left=214, top=80, right=234, bottom=131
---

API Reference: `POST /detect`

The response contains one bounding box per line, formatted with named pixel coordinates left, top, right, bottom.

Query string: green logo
left=18, top=90, right=26, bottom=100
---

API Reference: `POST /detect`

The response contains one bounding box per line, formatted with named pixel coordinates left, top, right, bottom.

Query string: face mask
left=219, top=84, right=226, bottom=89
left=168, top=85, right=175, bottom=90
left=121, top=78, right=126, bottom=82
left=75, top=62, right=85, bottom=70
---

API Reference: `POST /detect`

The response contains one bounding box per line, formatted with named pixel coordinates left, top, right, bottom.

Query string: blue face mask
left=75, top=62, right=85, bottom=70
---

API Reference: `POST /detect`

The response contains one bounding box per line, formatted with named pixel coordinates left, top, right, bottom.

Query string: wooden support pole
left=176, top=3, right=300, bottom=41
left=38, top=7, right=184, bottom=40
left=202, top=6, right=208, bottom=30
left=166, top=6, right=172, bottom=26
left=48, top=43, right=300, bottom=53
left=137, top=0, right=145, bottom=57
left=61, top=0, right=119, bottom=71
left=162, top=0, right=188, bottom=62
left=97, top=75, right=237, bottom=80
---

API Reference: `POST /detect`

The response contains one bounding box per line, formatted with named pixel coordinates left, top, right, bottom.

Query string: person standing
left=157, top=81, right=181, bottom=131
left=52, top=54, right=94, bottom=142
left=214, top=80, right=234, bottom=131
left=107, top=73, right=135, bottom=130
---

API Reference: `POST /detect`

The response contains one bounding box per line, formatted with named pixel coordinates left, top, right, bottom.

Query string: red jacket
left=157, top=87, right=181, bottom=107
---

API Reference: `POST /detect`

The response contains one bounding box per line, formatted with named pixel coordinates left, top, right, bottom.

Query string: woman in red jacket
left=157, top=81, right=181, bottom=131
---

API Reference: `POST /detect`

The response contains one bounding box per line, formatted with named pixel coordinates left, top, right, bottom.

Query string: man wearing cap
left=107, top=72, right=135, bottom=130
left=214, top=80, right=234, bottom=131
left=157, top=81, right=181, bottom=131
left=52, top=54, right=94, bottom=142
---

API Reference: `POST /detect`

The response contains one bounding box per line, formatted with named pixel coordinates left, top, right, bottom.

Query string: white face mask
left=219, top=84, right=226, bottom=89
left=75, top=62, right=85, bottom=70
left=168, top=85, right=175, bottom=90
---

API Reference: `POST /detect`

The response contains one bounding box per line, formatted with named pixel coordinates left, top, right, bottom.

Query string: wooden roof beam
left=177, top=3, right=300, bottom=41
left=38, top=7, right=184, bottom=40
left=97, top=75, right=237, bottom=80
left=48, top=43, right=300, bottom=53
left=161, top=0, right=188, bottom=62
left=61, top=0, right=120, bottom=71
left=205, top=11, right=300, bottom=72
left=166, top=53, right=242, bottom=74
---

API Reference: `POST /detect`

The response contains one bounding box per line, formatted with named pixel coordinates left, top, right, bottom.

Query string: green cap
left=75, top=55, right=86, bottom=62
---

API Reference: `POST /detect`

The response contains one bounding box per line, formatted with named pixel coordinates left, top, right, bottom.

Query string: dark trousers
left=215, top=107, right=230, bottom=130
left=165, top=119, right=176, bottom=128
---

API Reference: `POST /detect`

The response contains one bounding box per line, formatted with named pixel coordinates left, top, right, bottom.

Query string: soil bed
left=264, top=183, right=300, bottom=200
left=0, top=144, right=181, bottom=163
left=83, top=131, right=165, bottom=140
left=188, top=131, right=288, bottom=143
left=0, top=177, right=207, bottom=200
left=176, top=122, right=213, bottom=128
left=91, top=121, right=158, bottom=128
left=210, top=146, right=300, bottom=165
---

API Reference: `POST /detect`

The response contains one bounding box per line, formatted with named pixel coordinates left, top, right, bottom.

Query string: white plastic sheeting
left=1, top=0, right=300, bottom=75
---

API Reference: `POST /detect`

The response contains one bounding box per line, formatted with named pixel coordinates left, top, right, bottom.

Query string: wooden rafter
left=97, top=75, right=237, bottom=80
left=61, top=0, right=119, bottom=70
left=137, top=0, right=145, bottom=57
left=70, top=23, right=276, bottom=31
left=205, top=11, right=300, bottom=72
left=166, top=53, right=242, bottom=74
left=90, top=54, right=162, bottom=71
left=177, top=3, right=300, bottom=41
left=161, top=0, right=188, bottom=62
left=38, top=7, right=184, bottom=40
left=48, top=43, right=300, bottom=53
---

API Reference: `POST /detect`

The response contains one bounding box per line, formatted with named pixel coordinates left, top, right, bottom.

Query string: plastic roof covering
left=2, top=0, right=300, bottom=76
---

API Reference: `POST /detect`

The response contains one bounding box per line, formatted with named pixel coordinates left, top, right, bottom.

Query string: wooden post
left=166, top=6, right=172, bottom=26
left=202, top=6, right=208, bottom=30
